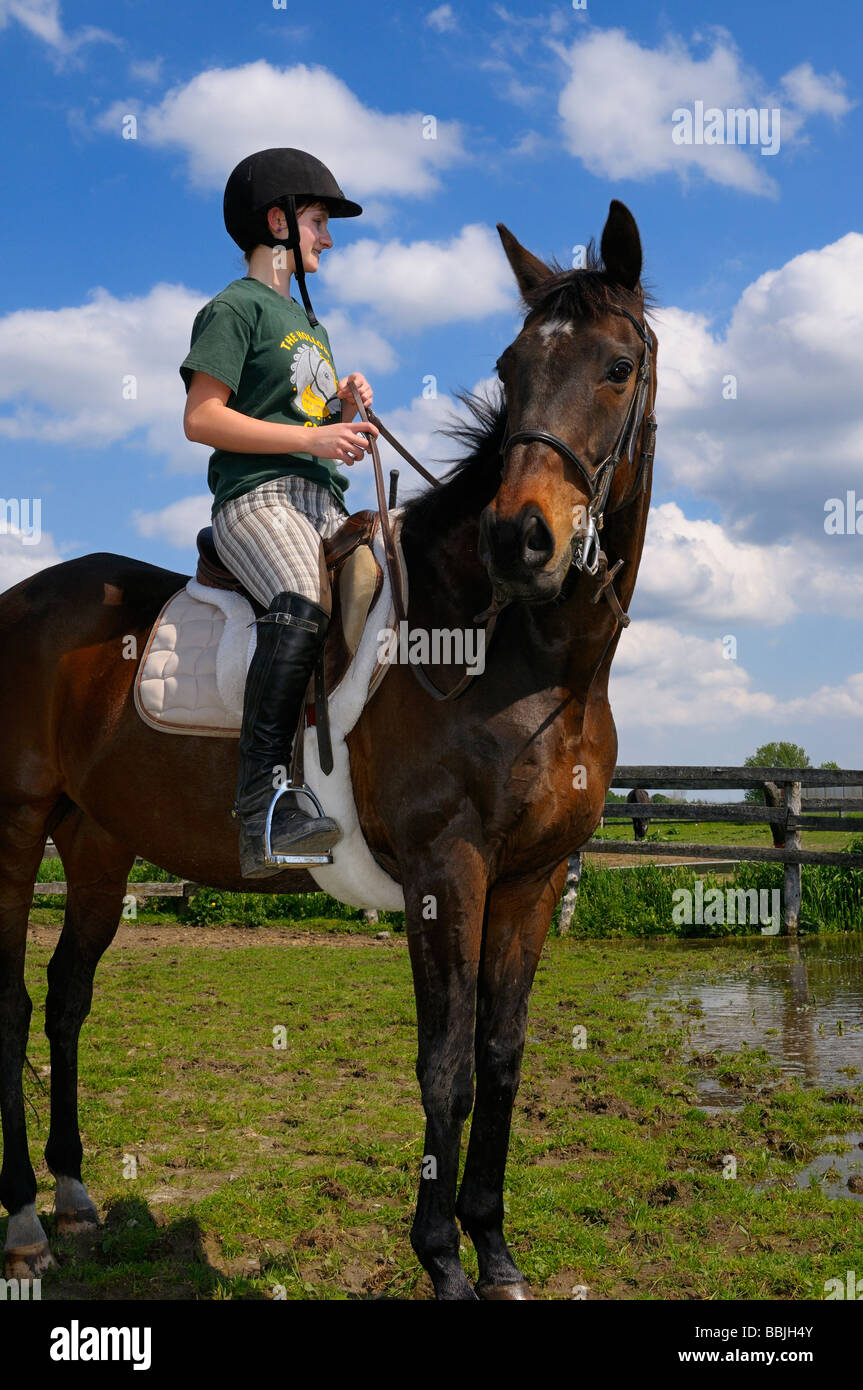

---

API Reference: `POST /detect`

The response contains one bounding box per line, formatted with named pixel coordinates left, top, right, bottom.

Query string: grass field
left=9, top=926, right=863, bottom=1300
left=593, top=819, right=863, bottom=853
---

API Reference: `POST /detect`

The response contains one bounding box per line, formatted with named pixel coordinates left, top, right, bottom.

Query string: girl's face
left=296, top=203, right=333, bottom=273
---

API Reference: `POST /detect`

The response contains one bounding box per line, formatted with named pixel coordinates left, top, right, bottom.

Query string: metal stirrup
left=263, top=783, right=334, bottom=867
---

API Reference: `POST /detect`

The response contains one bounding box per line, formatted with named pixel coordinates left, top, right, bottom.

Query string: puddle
left=794, top=1130, right=863, bottom=1202
left=634, top=935, right=863, bottom=1196
left=636, top=933, right=863, bottom=1100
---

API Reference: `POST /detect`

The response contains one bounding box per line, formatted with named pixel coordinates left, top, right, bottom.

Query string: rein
left=346, top=304, right=656, bottom=698
left=348, top=382, right=501, bottom=700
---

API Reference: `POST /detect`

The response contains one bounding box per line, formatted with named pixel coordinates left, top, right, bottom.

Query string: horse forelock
left=519, top=238, right=656, bottom=326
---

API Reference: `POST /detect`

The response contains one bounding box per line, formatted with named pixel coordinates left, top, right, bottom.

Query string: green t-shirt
left=179, top=277, right=350, bottom=516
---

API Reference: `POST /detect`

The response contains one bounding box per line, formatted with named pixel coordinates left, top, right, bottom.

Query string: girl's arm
left=184, top=372, right=377, bottom=462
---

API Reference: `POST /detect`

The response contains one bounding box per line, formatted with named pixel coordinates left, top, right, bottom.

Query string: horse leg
left=456, top=864, right=566, bottom=1300
left=0, top=799, right=58, bottom=1277
left=404, top=861, right=486, bottom=1301
left=44, top=807, right=134, bottom=1235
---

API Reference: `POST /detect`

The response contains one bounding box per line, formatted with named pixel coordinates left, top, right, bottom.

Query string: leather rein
left=347, top=305, right=656, bottom=700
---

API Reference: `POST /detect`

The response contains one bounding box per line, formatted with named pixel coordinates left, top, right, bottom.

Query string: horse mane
left=400, top=240, right=656, bottom=535
left=399, top=388, right=507, bottom=537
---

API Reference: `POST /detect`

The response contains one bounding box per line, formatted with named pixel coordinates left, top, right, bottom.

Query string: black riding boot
left=232, top=591, right=341, bottom=878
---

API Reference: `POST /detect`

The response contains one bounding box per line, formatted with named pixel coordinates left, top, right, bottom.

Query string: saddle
left=194, top=511, right=383, bottom=698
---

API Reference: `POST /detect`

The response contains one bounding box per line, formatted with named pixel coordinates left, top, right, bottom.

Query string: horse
left=627, top=787, right=651, bottom=841
left=0, top=199, right=657, bottom=1299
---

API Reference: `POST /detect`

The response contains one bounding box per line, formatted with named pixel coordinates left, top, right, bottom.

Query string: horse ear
left=600, top=200, right=642, bottom=292
left=497, top=223, right=553, bottom=296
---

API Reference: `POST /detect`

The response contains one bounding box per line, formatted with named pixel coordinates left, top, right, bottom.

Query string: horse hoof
left=475, top=1279, right=534, bottom=1300
left=4, top=1240, right=56, bottom=1279
left=56, top=1206, right=101, bottom=1236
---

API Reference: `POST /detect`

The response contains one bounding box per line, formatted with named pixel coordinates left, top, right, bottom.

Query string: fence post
left=181, top=881, right=199, bottom=909
left=782, top=782, right=802, bottom=934
left=558, top=853, right=582, bottom=936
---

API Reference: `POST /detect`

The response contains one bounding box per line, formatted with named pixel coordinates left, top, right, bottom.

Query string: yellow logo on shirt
left=281, top=334, right=338, bottom=421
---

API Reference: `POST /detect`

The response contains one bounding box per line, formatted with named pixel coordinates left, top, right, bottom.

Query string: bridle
left=499, top=305, right=656, bottom=579
left=347, top=302, right=657, bottom=699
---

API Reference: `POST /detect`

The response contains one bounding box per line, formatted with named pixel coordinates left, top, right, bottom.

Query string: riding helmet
left=223, top=148, right=362, bottom=325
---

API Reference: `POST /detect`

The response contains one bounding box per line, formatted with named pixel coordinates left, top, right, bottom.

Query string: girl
left=180, top=148, right=377, bottom=878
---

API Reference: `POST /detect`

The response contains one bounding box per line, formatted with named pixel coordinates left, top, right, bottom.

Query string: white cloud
left=637, top=502, right=795, bottom=625
left=0, top=283, right=398, bottom=475
left=611, top=621, right=776, bottom=730
left=314, top=309, right=398, bottom=375
left=779, top=62, right=853, bottom=118
left=322, top=224, right=516, bottom=330
left=611, top=619, right=863, bottom=738
left=426, top=4, right=457, bottom=32
left=551, top=28, right=851, bottom=195
left=128, top=56, right=163, bottom=85
left=0, top=0, right=116, bottom=60
left=131, top=494, right=211, bottom=549
left=97, top=61, right=467, bottom=200
left=0, top=283, right=206, bottom=470
left=654, top=232, right=863, bottom=544
left=0, top=525, right=65, bottom=595
left=635, top=502, right=863, bottom=628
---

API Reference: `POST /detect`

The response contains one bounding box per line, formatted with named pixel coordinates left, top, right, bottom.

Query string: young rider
left=179, top=148, right=377, bottom=878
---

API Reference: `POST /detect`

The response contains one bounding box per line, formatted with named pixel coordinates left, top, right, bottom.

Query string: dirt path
left=583, top=852, right=736, bottom=869
left=26, top=922, right=408, bottom=950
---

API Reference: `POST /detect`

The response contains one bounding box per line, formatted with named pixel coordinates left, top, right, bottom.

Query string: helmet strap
left=265, top=194, right=319, bottom=327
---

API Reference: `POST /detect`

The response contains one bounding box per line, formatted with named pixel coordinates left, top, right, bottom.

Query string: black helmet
left=223, top=148, right=362, bottom=326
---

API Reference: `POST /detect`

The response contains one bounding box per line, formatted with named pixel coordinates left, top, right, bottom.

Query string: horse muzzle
left=478, top=504, right=570, bottom=601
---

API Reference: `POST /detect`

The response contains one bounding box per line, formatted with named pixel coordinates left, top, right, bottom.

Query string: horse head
left=478, top=200, right=657, bottom=604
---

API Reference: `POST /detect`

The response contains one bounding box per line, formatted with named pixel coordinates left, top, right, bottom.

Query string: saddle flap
left=324, top=543, right=383, bottom=695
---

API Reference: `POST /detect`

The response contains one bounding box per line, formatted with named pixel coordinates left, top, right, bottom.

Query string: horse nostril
left=521, top=510, right=554, bottom=569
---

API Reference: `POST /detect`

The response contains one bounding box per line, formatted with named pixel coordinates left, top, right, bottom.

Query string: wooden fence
left=559, top=765, right=863, bottom=935
left=37, top=766, right=863, bottom=935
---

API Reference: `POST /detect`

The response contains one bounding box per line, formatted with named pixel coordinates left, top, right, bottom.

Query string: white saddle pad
left=134, top=521, right=406, bottom=910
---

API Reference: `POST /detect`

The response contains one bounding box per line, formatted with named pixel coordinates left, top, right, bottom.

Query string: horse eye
left=610, top=359, right=633, bottom=383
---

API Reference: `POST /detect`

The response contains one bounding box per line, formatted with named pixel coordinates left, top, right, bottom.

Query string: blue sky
left=1, top=0, right=861, bottom=768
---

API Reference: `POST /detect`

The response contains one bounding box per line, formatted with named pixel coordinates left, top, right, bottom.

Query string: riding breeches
left=211, top=476, right=349, bottom=609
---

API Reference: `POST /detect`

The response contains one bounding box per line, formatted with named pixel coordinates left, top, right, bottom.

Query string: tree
left=744, top=742, right=810, bottom=803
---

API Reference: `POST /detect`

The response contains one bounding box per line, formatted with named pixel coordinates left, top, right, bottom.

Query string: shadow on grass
left=2, top=1194, right=271, bottom=1300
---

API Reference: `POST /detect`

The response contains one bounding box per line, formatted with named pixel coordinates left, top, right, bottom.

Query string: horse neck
left=402, top=474, right=650, bottom=703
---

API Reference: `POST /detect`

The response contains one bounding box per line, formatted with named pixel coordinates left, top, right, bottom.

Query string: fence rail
left=556, top=764, right=863, bottom=936
left=38, top=766, right=863, bottom=936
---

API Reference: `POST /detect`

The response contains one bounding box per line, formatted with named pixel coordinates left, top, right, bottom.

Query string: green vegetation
left=593, top=817, right=861, bottom=852
left=559, top=854, right=863, bottom=936
left=34, top=843, right=863, bottom=937
left=9, top=935, right=861, bottom=1300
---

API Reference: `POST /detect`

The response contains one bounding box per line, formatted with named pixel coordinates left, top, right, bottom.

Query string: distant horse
left=0, top=200, right=657, bottom=1298
left=627, top=787, right=650, bottom=841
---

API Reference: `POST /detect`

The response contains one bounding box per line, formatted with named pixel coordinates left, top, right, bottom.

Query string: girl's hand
left=307, top=420, right=378, bottom=465
left=337, top=373, right=373, bottom=419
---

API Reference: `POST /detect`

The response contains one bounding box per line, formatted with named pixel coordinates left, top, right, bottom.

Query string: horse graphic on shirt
left=290, top=343, right=338, bottom=420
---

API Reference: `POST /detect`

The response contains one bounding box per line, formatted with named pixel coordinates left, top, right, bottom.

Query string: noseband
left=499, top=306, right=656, bottom=577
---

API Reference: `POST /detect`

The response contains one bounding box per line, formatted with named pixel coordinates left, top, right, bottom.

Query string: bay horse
left=0, top=200, right=657, bottom=1299
left=627, top=787, right=651, bottom=840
